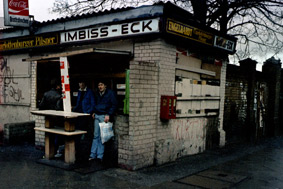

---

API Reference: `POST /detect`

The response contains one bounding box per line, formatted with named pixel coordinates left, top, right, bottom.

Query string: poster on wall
left=3, top=0, right=30, bottom=27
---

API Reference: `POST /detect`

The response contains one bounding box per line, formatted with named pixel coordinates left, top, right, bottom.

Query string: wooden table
left=31, top=110, right=90, bottom=164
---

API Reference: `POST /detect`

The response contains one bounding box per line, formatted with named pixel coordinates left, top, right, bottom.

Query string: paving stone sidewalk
left=0, top=136, right=283, bottom=188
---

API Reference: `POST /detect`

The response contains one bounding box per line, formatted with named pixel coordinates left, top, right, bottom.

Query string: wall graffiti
left=0, top=57, right=25, bottom=104
left=170, top=118, right=208, bottom=156
left=172, top=118, right=207, bottom=141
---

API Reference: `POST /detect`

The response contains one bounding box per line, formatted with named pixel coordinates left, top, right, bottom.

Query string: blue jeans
left=90, top=114, right=105, bottom=160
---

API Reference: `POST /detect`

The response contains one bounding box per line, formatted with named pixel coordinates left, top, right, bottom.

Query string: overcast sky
left=0, top=0, right=282, bottom=70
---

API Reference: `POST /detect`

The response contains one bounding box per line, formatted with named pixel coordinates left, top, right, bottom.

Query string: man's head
left=50, top=79, right=60, bottom=89
left=55, top=84, right=61, bottom=91
left=79, top=81, right=86, bottom=90
left=98, top=80, right=107, bottom=92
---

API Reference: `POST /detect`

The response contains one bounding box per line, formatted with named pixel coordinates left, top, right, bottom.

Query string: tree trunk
left=190, top=0, right=207, bottom=24
left=219, top=0, right=228, bottom=34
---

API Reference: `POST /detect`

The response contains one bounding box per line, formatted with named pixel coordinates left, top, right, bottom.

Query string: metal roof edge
left=0, top=2, right=237, bottom=50
left=1, top=3, right=165, bottom=39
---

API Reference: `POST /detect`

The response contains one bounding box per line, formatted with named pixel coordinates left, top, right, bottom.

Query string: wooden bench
left=31, top=110, right=90, bottom=164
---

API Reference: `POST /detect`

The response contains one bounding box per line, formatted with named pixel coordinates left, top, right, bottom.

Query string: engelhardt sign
left=166, top=18, right=214, bottom=46
left=3, top=0, right=30, bottom=27
left=61, top=19, right=160, bottom=43
left=166, top=18, right=236, bottom=53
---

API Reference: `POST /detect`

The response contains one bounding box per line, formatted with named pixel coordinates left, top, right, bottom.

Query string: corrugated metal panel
left=0, top=3, right=165, bottom=37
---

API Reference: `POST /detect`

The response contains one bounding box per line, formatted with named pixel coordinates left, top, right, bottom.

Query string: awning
left=22, top=48, right=132, bottom=62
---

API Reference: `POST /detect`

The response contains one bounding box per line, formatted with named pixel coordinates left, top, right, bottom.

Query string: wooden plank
left=177, top=54, right=201, bottom=68
left=175, top=70, right=200, bottom=80
left=23, top=48, right=131, bottom=62
left=71, top=72, right=126, bottom=78
left=31, top=110, right=90, bottom=118
left=177, top=97, right=220, bottom=100
left=65, top=138, right=76, bottom=164
left=176, top=112, right=218, bottom=118
left=176, top=64, right=216, bottom=76
left=201, top=62, right=222, bottom=80
left=34, top=127, right=86, bottom=136
left=23, top=48, right=95, bottom=61
left=45, top=133, right=55, bottom=159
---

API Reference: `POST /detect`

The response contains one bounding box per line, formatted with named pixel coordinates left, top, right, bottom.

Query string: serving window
left=36, top=51, right=130, bottom=114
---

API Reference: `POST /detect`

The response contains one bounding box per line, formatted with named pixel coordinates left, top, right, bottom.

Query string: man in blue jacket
left=73, top=80, right=95, bottom=115
left=73, top=80, right=95, bottom=161
left=89, top=80, right=117, bottom=162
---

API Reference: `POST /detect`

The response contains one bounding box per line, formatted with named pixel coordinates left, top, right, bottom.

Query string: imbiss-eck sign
left=3, top=0, right=30, bottom=27
left=61, top=19, right=160, bottom=43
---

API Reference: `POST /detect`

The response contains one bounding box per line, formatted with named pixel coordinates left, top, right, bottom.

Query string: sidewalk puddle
left=176, top=169, right=248, bottom=189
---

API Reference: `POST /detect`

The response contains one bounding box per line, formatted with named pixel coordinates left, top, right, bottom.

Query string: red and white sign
left=8, top=0, right=29, bottom=16
left=60, top=57, right=72, bottom=112
left=4, top=0, right=30, bottom=27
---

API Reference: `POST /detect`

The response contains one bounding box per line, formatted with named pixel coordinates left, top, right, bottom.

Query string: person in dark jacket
left=38, top=81, right=62, bottom=111
left=73, top=81, right=95, bottom=114
left=73, top=80, right=95, bottom=130
left=73, top=80, right=95, bottom=161
left=38, top=80, right=63, bottom=157
left=89, top=80, right=117, bottom=162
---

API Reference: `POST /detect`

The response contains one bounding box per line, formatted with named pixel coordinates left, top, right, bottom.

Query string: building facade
left=0, top=3, right=236, bottom=170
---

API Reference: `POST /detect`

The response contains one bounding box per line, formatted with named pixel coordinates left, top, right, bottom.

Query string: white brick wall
left=218, top=60, right=227, bottom=146
left=118, top=39, right=176, bottom=170
left=120, top=61, right=158, bottom=170
left=155, top=41, right=176, bottom=143
left=30, top=61, right=45, bottom=147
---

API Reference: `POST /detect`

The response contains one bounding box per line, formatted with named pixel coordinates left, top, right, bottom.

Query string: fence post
left=262, top=57, right=282, bottom=136
left=239, top=58, right=257, bottom=142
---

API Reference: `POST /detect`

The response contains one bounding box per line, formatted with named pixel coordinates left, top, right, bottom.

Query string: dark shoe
left=95, top=158, right=103, bottom=163
left=88, top=157, right=95, bottom=161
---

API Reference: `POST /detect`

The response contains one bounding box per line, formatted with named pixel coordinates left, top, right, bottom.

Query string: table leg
left=45, top=116, right=55, bottom=128
left=64, top=119, right=75, bottom=131
left=64, top=137, right=76, bottom=164
left=45, top=133, right=55, bottom=159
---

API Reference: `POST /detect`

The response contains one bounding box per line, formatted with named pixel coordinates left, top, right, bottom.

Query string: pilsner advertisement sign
left=3, top=0, right=30, bottom=27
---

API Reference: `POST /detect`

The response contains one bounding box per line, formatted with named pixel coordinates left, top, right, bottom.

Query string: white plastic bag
left=99, top=122, right=114, bottom=144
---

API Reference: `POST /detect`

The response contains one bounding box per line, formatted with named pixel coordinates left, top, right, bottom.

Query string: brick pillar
left=154, top=40, right=176, bottom=164
left=219, top=59, right=227, bottom=147
left=118, top=39, right=175, bottom=170
left=30, top=61, right=37, bottom=111
left=30, top=60, right=45, bottom=147
left=239, top=58, right=257, bottom=142
left=120, top=61, right=158, bottom=170
left=262, top=57, right=282, bottom=136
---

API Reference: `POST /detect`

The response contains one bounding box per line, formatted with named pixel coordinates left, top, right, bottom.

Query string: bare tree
left=52, top=0, right=283, bottom=61
left=51, top=0, right=157, bottom=15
